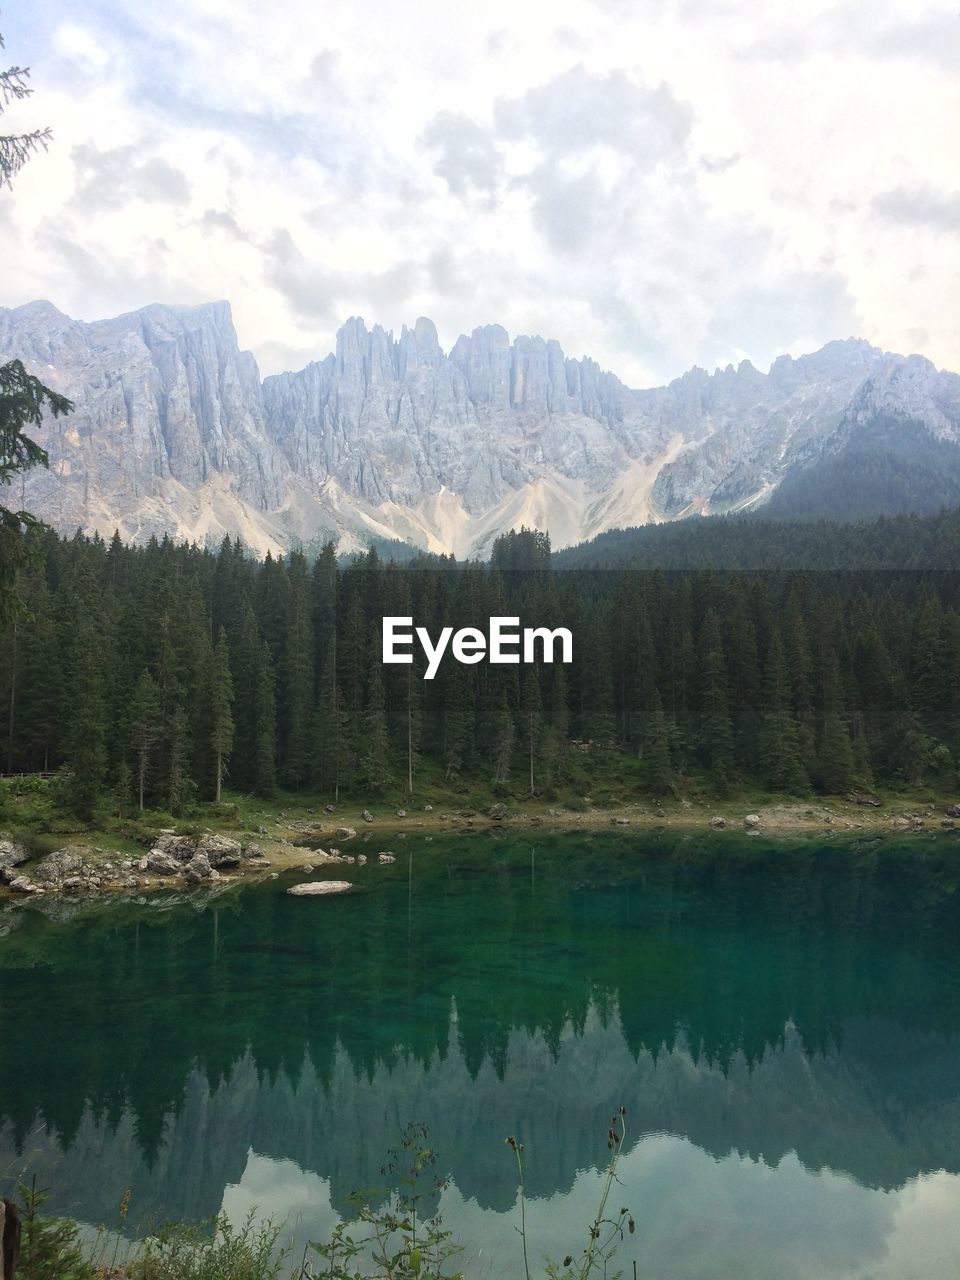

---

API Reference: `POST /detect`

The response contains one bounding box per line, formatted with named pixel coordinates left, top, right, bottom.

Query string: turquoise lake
left=3, top=829, right=960, bottom=1277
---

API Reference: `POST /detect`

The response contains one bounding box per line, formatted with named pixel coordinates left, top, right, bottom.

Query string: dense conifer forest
left=2, top=517, right=960, bottom=818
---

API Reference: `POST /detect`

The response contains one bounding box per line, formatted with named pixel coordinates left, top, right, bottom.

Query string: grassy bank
left=2, top=750, right=959, bottom=898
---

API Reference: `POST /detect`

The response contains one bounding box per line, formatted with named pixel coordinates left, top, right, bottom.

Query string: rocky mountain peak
left=1, top=298, right=957, bottom=557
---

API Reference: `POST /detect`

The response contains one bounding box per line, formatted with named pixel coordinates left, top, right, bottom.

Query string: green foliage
left=124, top=1213, right=286, bottom=1280
left=15, top=1178, right=90, bottom=1280
left=767, top=416, right=960, bottom=523
left=0, top=359, right=73, bottom=622
left=4, top=520, right=960, bottom=813
left=507, top=1109, right=635, bottom=1280
left=209, top=628, right=235, bottom=804
left=306, top=1123, right=464, bottom=1279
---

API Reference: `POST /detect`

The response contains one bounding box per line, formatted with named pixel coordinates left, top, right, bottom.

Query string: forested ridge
left=554, top=502, right=960, bottom=569
left=3, top=518, right=960, bottom=819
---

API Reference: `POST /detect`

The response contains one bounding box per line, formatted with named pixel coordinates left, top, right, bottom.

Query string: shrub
left=124, top=1213, right=285, bottom=1280
left=15, top=1179, right=90, bottom=1280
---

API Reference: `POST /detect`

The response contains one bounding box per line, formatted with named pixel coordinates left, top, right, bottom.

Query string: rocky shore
left=0, top=830, right=266, bottom=899
left=2, top=793, right=959, bottom=908
left=0, top=822, right=403, bottom=904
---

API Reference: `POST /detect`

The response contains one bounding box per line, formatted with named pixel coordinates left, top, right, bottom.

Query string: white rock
left=287, top=880, right=354, bottom=896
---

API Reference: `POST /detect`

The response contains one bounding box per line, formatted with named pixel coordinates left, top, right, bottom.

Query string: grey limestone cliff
left=2, top=299, right=959, bottom=557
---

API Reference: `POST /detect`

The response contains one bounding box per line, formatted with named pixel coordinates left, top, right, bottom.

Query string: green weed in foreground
left=509, top=1107, right=634, bottom=1280
left=118, top=1214, right=286, bottom=1280
left=8, top=1110, right=634, bottom=1280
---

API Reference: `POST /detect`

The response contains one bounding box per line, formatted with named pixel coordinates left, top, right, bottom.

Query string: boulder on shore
left=146, top=852, right=180, bottom=875
left=196, top=834, right=242, bottom=867
left=33, top=848, right=85, bottom=884
left=709, top=816, right=726, bottom=829
left=488, top=803, right=509, bottom=821
left=335, top=826, right=357, bottom=841
left=287, top=880, right=354, bottom=896
left=184, top=852, right=213, bottom=882
left=847, top=791, right=882, bottom=808
left=0, top=837, right=31, bottom=881
left=151, top=833, right=195, bottom=862
left=744, top=814, right=762, bottom=829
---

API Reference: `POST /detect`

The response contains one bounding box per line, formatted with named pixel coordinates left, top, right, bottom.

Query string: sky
left=1, top=0, right=958, bottom=387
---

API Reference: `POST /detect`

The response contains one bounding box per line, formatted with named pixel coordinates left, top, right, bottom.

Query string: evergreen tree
left=642, top=689, right=673, bottom=793
left=0, top=361, right=72, bottom=620
left=15, top=1179, right=89, bottom=1280
left=359, top=663, right=389, bottom=791
left=312, top=644, right=351, bottom=799
left=758, top=630, right=810, bottom=794
left=210, top=626, right=235, bottom=803
left=129, top=669, right=162, bottom=811
left=229, top=597, right=263, bottom=790
left=520, top=666, right=542, bottom=794
left=491, top=690, right=514, bottom=786
left=818, top=655, right=855, bottom=792
left=167, top=703, right=190, bottom=816
left=111, top=757, right=133, bottom=819
left=280, top=549, right=314, bottom=788
left=698, top=608, right=736, bottom=794
left=405, top=663, right=422, bottom=796
left=254, top=641, right=278, bottom=796
left=62, top=615, right=107, bottom=820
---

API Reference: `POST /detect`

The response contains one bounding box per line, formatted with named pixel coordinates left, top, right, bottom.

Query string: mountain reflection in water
left=2, top=831, right=960, bottom=1277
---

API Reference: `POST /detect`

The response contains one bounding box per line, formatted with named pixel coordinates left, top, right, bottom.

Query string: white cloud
left=0, top=0, right=957, bottom=385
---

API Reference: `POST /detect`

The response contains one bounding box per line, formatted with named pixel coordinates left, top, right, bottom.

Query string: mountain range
left=2, top=298, right=959, bottom=557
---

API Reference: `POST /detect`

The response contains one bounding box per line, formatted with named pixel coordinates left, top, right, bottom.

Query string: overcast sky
left=1, top=0, right=958, bottom=386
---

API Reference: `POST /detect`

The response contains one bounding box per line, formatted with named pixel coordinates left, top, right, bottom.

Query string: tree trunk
left=138, top=754, right=146, bottom=812
left=6, top=620, right=16, bottom=774
left=407, top=668, right=414, bottom=796
left=215, top=750, right=222, bottom=803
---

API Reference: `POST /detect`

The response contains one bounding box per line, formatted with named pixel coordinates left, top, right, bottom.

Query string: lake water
left=3, top=830, right=960, bottom=1278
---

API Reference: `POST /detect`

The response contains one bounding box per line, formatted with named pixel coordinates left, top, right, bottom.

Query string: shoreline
left=2, top=794, right=958, bottom=904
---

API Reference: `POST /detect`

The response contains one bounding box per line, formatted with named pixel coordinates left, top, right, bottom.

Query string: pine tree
left=520, top=667, right=542, bottom=794
left=254, top=641, right=277, bottom=796
left=359, top=664, right=390, bottom=791
left=642, top=689, right=673, bottom=793
left=280, top=549, right=314, bottom=788
left=0, top=361, right=72, bottom=621
left=111, top=757, right=132, bottom=820
left=758, top=629, right=810, bottom=794
left=819, top=711, right=856, bottom=792
left=312, top=644, right=351, bottom=798
left=210, top=626, right=235, bottom=803
left=167, top=703, right=190, bottom=816
left=15, top=1178, right=89, bottom=1280
left=15, top=574, right=61, bottom=770
left=229, top=597, right=263, bottom=790
left=129, top=669, right=162, bottom=811
left=698, top=608, right=735, bottom=794
left=491, top=690, right=514, bottom=786
left=0, top=29, right=56, bottom=185
left=405, top=663, right=422, bottom=796
left=62, top=615, right=107, bottom=820
left=441, top=662, right=472, bottom=781
left=818, top=655, right=855, bottom=792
